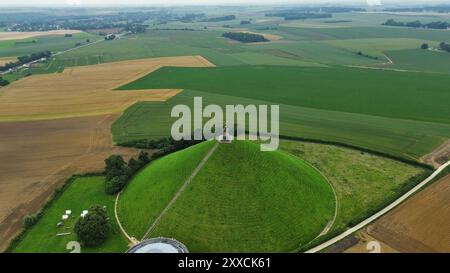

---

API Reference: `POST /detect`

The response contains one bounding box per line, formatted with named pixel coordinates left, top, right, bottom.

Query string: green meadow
left=12, top=176, right=128, bottom=253
left=279, top=140, right=429, bottom=234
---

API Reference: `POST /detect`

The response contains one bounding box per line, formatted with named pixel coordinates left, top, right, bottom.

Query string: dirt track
left=346, top=174, right=450, bottom=253
left=0, top=114, right=141, bottom=251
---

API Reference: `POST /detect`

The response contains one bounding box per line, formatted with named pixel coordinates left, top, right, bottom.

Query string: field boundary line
left=305, top=160, right=450, bottom=253
left=141, top=141, right=219, bottom=240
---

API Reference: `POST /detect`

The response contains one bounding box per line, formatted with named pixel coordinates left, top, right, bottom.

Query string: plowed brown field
left=345, top=174, right=450, bottom=253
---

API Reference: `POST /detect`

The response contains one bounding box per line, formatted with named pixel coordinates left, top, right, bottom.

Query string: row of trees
left=0, top=51, right=51, bottom=72
left=222, top=32, right=268, bottom=43
left=265, top=11, right=332, bottom=20
left=200, top=15, right=236, bottom=22
left=104, top=151, right=150, bottom=195
left=420, top=42, right=450, bottom=52
left=383, top=19, right=449, bottom=29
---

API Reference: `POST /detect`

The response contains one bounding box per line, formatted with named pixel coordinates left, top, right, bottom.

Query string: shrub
left=23, top=214, right=39, bottom=228
left=421, top=43, right=429, bottom=50
left=74, top=206, right=110, bottom=247
left=104, top=155, right=128, bottom=181
left=105, top=175, right=128, bottom=195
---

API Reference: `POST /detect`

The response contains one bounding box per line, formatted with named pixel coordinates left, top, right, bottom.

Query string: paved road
left=305, top=160, right=450, bottom=253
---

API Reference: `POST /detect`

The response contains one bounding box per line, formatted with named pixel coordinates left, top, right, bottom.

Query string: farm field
left=385, top=49, right=450, bottom=73
left=118, top=65, right=450, bottom=125
left=112, top=89, right=450, bottom=160
left=0, top=56, right=213, bottom=121
left=11, top=176, right=129, bottom=253
left=346, top=173, right=450, bottom=253
left=0, top=30, right=82, bottom=41
left=0, top=32, right=96, bottom=58
left=1, top=5, right=450, bottom=255
left=0, top=57, right=16, bottom=66
left=279, top=140, right=430, bottom=236
left=120, top=141, right=335, bottom=252
left=0, top=114, right=140, bottom=252
left=114, top=65, right=450, bottom=160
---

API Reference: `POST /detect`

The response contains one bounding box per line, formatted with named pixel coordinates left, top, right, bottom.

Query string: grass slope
left=117, top=141, right=216, bottom=238
left=13, top=176, right=128, bottom=253
left=145, top=141, right=335, bottom=252
left=279, top=140, right=430, bottom=233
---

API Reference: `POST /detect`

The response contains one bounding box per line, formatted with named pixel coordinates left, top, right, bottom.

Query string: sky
left=0, top=0, right=447, bottom=7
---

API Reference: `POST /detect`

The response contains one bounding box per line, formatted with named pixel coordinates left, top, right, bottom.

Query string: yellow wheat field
left=0, top=30, right=82, bottom=41
left=0, top=55, right=215, bottom=121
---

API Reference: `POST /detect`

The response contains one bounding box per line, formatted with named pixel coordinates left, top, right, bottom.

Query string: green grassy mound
left=119, top=141, right=335, bottom=252
left=117, top=140, right=216, bottom=238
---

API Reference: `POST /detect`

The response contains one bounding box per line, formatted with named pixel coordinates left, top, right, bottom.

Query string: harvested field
left=0, top=30, right=82, bottom=41
left=0, top=114, right=141, bottom=251
left=0, top=57, right=16, bottom=66
left=345, top=174, right=450, bottom=253
left=0, top=56, right=214, bottom=121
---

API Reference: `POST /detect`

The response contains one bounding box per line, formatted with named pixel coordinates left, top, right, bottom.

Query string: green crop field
left=385, top=48, right=450, bottom=73
left=12, top=176, right=128, bottom=253
left=118, top=66, right=450, bottom=125
left=0, top=32, right=96, bottom=58
left=279, top=140, right=430, bottom=234
left=114, top=65, right=450, bottom=159
left=322, top=38, right=436, bottom=57
left=121, top=141, right=335, bottom=252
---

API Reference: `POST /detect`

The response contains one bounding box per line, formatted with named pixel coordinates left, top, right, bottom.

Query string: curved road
left=305, top=160, right=450, bottom=253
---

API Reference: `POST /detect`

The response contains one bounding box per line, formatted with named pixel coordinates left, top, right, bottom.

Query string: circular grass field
left=118, top=141, right=335, bottom=252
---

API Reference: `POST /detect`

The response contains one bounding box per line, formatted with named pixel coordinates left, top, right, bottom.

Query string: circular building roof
left=126, top=237, right=189, bottom=253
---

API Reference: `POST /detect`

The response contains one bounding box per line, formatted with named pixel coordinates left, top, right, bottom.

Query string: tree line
left=0, top=51, right=51, bottom=72
left=222, top=32, right=268, bottom=43
left=383, top=19, right=449, bottom=29
left=200, top=15, right=236, bottom=22
left=265, top=11, right=332, bottom=20
left=103, top=151, right=150, bottom=195
left=440, top=42, right=450, bottom=52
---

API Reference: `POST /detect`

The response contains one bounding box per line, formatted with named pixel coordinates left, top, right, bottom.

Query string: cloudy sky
left=0, top=0, right=446, bottom=7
